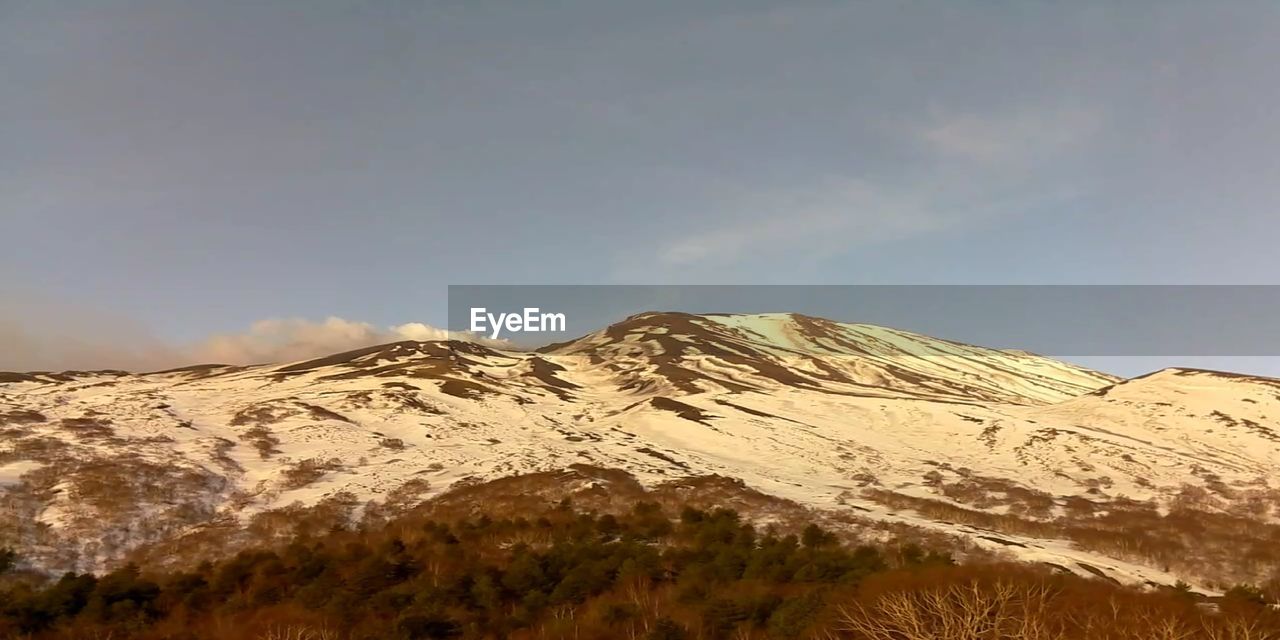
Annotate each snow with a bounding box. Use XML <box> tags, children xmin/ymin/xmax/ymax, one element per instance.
<box><xmin>0</xmin><ymin>460</ymin><xmax>41</xmax><ymax>486</ymax></box>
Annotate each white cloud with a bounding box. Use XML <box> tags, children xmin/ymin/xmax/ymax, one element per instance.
<box><xmin>191</xmin><ymin>317</ymin><xmax>504</xmax><ymax>365</ymax></box>
<box><xmin>194</xmin><ymin>317</ymin><xmax>386</xmax><ymax>365</ymax></box>
<box><xmin>389</xmin><ymin>322</ymin><xmax>453</xmax><ymax>342</ymax></box>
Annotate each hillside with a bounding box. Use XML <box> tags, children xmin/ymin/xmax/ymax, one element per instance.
<box><xmin>2</xmin><ymin>312</ymin><xmax>1278</xmax><ymax>591</ymax></box>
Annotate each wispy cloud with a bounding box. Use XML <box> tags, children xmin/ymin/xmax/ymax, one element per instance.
<box><xmin>915</xmin><ymin>107</ymin><xmax>1101</xmax><ymax>166</ymax></box>
<box><xmin>646</xmin><ymin>104</ymin><xmax>1102</xmax><ymax>270</ymax></box>
<box><xmin>656</xmin><ymin>179</ymin><xmax>945</xmax><ymax>267</ymax></box>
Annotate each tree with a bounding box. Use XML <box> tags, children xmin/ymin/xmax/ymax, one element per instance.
<box><xmin>801</xmin><ymin>524</ymin><xmax>834</xmax><ymax>549</ymax></box>
<box><xmin>397</xmin><ymin>610</ymin><xmax>462</xmax><ymax>639</ymax></box>
<box><xmin>646</xmin><ymin>616</ymin><xmax>688</xmax><ymax>640</ymax></box>
<box><xmin>1224</xmin><ymin>583</ymin><xmax>1267</xmax><ymax>606</ymax></box>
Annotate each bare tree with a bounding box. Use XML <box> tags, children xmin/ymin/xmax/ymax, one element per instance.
<box><xmin>837</xmin><ymin>579</ymin><xmax>1065</xmax><ymax>640</ymax></box>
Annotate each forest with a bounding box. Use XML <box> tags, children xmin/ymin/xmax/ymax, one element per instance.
<box><xmin>0</xmin><ymin>500</ymin><xmax>1277</xmax><ymax>640</ymax></box>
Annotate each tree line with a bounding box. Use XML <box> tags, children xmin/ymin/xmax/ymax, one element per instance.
<box><xmin>0</xmin><ymin>500</ymin><xmax>1276</xmax><ymax>639</ymax></box>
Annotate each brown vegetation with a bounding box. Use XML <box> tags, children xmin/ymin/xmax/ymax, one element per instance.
<box><xmin>862</xmin><ymin>486</ymin><xmax>1280</xmax><ymax>589</ymax></box>
<box><xmin>240</xmin><ymin>425</ymin><xmax>282</xmax><ymax>459</ymax></box>
<box><xmin>1</xmin><ymin>499</ymin><xmax>1277</xmax><ymax>640</ymax></box>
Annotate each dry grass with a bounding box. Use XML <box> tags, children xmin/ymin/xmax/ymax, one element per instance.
<box><xmin>279</xmin><ymin>458</ymin><xmax>344</xmax><ymax>490</ymax></box>
<box><xmin>378</xmin><ymin>437</ymin><xmax>406</xmax><ymax>450</ymax></box>
<box><xmin>1</xmin><ymin>449</ymin><xmax>225</xmax><ymax>574</ymax></box>
<box><xmin>0</xmin><ymin>409</ymin><xmax>45</xmax><ymax>425</ymax></box>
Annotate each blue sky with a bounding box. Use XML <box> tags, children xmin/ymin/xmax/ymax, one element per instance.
<box><xmin>2</xmin><ymin>1</ymin><xmax>1279</xmax><ymax>371</ymax></box>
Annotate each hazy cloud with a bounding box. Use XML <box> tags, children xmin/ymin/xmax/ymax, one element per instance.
<box><xmin>0</xmin><ymin>296</ymin><xmax>180</xmax><ymax>372</ymax></box>
<box><xmin>1</xmin><ymin>297</ymin><xmax>482</xmax><ymax>371</ymax></box>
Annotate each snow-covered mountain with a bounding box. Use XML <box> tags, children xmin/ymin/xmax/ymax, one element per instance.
<box><xmin>2</xmin><ymin>312</ymin><xmax>1278</xmax><ymax>590</ymax></box>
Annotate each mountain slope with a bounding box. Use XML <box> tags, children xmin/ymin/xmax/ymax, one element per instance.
<box><xmin>1</xmin><ymin>312</ymin><xmax>1277</xmax><ymax>591</ymax></box>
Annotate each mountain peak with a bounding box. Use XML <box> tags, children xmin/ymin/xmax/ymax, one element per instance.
<box><xmin>539</xmin><ymin>311</ymin><xmax>1114</xmax><ymax>404</ymax></box>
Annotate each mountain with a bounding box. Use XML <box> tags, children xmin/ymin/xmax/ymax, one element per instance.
<box><xmin>2</xmin><ymin>312</ymin><xmax>1278</xmax><ymax>591</ymax></box>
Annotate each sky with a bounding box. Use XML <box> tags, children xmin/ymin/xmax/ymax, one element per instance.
<box><xmin>2</xmin><ymin>1</ymin><xmax>1279</xmax><ymax>373</ymax></box>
